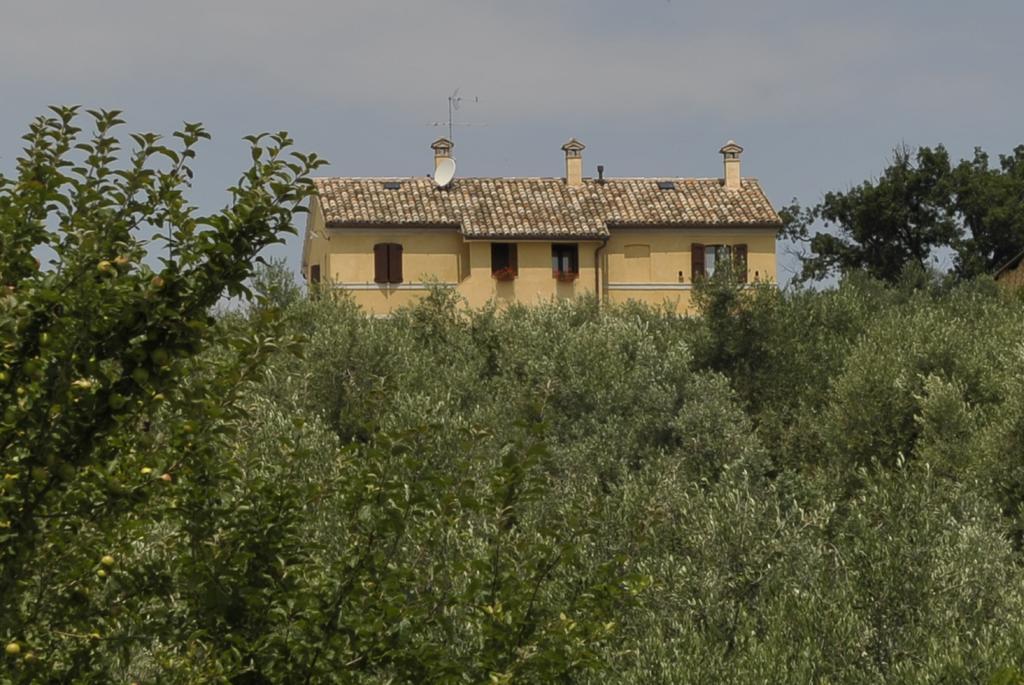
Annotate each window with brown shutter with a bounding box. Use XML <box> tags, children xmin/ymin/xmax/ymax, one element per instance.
<box><xmin>694</xmin><ymin>243</ymin><xmax>748</xmax><ymax>282</ymax></box>
<box><xmin>691</xmin><ymin>243</ymin><xmax>705</xmax><ymax>280</ymax></box>
<box><xmin>374</xmin><ymin>243</ymin><xmax>389</xmax><ymax>284</ymax></box>
<box><xmin>310</xmin><ymin>264</ymin><xmax>321</xmax><ymax>284</ymax></box>
<box><xmin>388</xmin><ymin>243</ymin><xmax>403</xmax><ymax>283</ymax></box>
<box><xmin>373</xmin><ymin>243</ymin><xmax>403</xmax><ymax>284</ymax></box>
<box><xmin>734</xmin><ymin>244</ymin><xmax>748</xmax><ymax>283</ymax></box>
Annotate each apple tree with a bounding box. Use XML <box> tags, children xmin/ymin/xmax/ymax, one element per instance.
<box><xmin>0</xmin><ymin>107</ymin><xmax>322</xmax><ymax>680</ymax></box>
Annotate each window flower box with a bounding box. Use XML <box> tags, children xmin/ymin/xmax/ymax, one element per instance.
<box><xmin>554</xmin><ymin>270</ymin><xmax>579</xmax><ymax>282</ymax></box>
<box><xmin>492</xmin><ymin>266</ymin><xmax>517</xmax><ymax>281</ymax></box>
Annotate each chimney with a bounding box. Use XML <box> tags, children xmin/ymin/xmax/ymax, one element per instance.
<box><xmin>431</xmin><ymin>137</ymin><xmax>454</xmax><ymax>172</ymax></box>
<box><xmin>720</xmin><ymin>140</ymin><xmax>743</xmax><ymax>190</ymax></box>
<box><xmin>561</xmin><ymin>138</ymin><xmax>585</xmax><ymax>187</ymax></box>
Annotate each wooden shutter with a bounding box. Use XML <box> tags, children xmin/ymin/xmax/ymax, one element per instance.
<box><xmin>310</xmin><ymin>264</ymin><xmax>321</xmax><ymax>284</ymax></box>
<box><xmin>691</xmin><ymin>243</ymin><xmax>705</xmax><ymax>280</ymax></box>
<box><xmin>490</xmin><ymin>243</ymin><xmax>502</xmax><ymax>272</ymax></box>
<box><xmin>510</xmin><ymin>244</ymin><xmax>518</xmax><ymax>275</ymax></box>
<box><xmin>388</xmin><ymin>243</ymin><xmax>403</xmax><ymax>283</ymax></box>
<box><xmin>373</xmin><ymin>243</ymin><xmax>389</xmax><ymax>284</ymax></box>
<box><xmin>734</xmin><ymin>244</ymin><xmax>748</xmax><ymax>283</ymax></box>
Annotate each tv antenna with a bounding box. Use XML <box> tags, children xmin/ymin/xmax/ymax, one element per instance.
<box><xmin>427</xmin><ymin>88</ymin><xmax>486</xmax><ymax>142</ymax></box>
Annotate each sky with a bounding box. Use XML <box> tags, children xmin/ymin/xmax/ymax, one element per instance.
<box><xmin>2</xmin><ymin>0</ymin><xmax>1023</xmax><ymax>283</ymax></box>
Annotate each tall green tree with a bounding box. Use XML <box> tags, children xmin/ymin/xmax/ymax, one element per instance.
<box><xmin>0</xmin><ymin>107</ymin><xmax>323</xmax><ymax>680</ymax></box>
<box><xmin>780</xmin><ymin>145</ymin><xmax>956</xmax><ymax>283</ymax></box>
<box><xmin>951</xmin><ymin>145</ymin><xmax>1024</xmax><ymax>277</ymax></box>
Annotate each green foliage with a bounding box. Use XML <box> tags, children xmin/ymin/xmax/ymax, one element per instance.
<box><xmin>952</xmin><ymin>145</ymin><xmax>1024</xmax><ymax>277</ymax></box>
<box><xmin>820</xmin><ymin>289</ymin><xmax>1009</xmax><ymax>471</ymax></box>
<box><xmin>782</xmin><ymin>145</ymin><xmax>956</xmax><ymax>283</ymax></box>
<box><xmin>5</xmin><ymin>110</ymin><xmax>1024</xmax><ymax>682</ymax></box>
<box><xmin>784</xmin><ymin>141</ymin><xmax>1024</xmax><ymax>283</ymax></box>
<box><xmin>249</xmin><ymin>256</ymin><xmax>302</xmax><ymax>310</ymax></box>
<box><xmin>254</xmin><ymin>279</ymin><xmax>1024</xmax><ymax>683</ymax></box>
<box><xmin>0</xmin><ymin>107</ymin><xmax>327</xmax><ymax>681</ymax></box>
<box><xmin>0</xmin><ymin>111</ymin><xmax>633</xmax><ymax>683</ymax></box>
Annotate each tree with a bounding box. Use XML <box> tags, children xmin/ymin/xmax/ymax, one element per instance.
<box><xmin>0</xmin><ymin>107</ymin><xmax>323</xmax><ymax>680</ymax></box>
<box><xmin>951</xmin><ymin>145</ymin><xmax>1024</xmax><ymax>277</ymax></box>
<box><xmin>784</xmin><ymin>142</ymin><xmax>1024</xmax><ymax>285</ymax></box>
<box><xmin>0</xmin><ymin>109</ymin><xmax>631</xmax><ymax>683</ymax></box>
<box><xmin>250</xmin><ymin>256</ymin><xmax>303</xmax><ymax>310</ymax></box>
<box><xmin>781</xmin><ymin>145</ymin><xmax>956</xmax><ymax>283</ymax></box>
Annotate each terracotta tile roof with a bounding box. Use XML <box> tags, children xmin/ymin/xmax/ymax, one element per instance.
<box><xmin>314</xmin><ymin>176</ymin><xmax>781</xmax><ymax>239</ymax></box>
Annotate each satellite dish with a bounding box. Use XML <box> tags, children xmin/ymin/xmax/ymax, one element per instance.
<box><xmin>434</xmin><ymin>158</ymin><xmax>456</xmax><ymax>188</ymax></box>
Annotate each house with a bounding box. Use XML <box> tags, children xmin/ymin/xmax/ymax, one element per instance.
<box><xmin>301</xmin><ymin>137</ymin><xmax>781</xmax><ymax>314</ymax></box>
<box><xmin>994</xmin><ymin>249</ymin><xmax>1024</xmax><ymax>288</ymax></box>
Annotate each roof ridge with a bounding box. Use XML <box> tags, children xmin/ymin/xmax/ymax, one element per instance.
<box><xmin>314</xmin><ymin>175</ymin><xmax>763</xmax><ymax>183</ymax></box>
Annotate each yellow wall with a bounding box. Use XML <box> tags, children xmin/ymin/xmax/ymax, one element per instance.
<box><xmin>311</xmin><ymin>227</ymin><xmax>464</xmax><ymax>314</ymax></box>
<box><xmin>460</xmin><ymin>240</ymin><xmax>599</xmax><ymax>309</ymax></box>
<box><xmin>302</xmin><ymin>208</ymin><xmax>776</xmax><ymax>314</ymax></box>
<box><xmin>325</xmin><ymin>228</ymin><xmax>465</xmax><ymax>283</ymax></box>
<box><xmin>302</xmin><ymin>196</ymin><xmax>329</xmax><ymax>281</ymax></box>
<box><xmin>602</xmin><ymin>227</ymin><xmax>777</xmax><ymax>311</ymax></box>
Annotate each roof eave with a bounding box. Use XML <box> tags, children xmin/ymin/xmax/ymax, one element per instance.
<box><xmin>463</xmin><ymin>232</ymin><xmax>608</xmax><ymax>241</ymax></box>
<box><xmin>606</xmin><ymin>221</ymin><xmax>783</xmax><ymax>229</ymax></box>
<box><xmin>325</xmin><ymin>221</ymin><xmax>462</xmax><ymax>230</ymax></box>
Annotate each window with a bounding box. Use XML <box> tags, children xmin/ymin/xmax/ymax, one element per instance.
<box><xmin>309</xmin><ymin>264</ymin><xmax>321</xmax><ymax>284</ymax></box>
<box><xmin>691</xmin><ymin>243</ymin><xmax>747</xmax><ymax>282</ymax></box>
<box><xmin>491</xmin><ymin>243</ymin><xmax>518</xmax><ymax>281</ymax></box>
<box><xmin>551</xmin><ymin>244</ymin><xmax>579</xmax><ymax>281</ymax></box>
<box><xmin>373</xmin><ymin>243</ymin><xmax>403</xmax><ymax>284</ymax></box>
<box><xmin>734</xmin><ymin>244</ymin><xmax>748</xmax><ymax>281</ymax></box>
<box><xmin>704</xmin><ymin>245</ymin><xmax>731</xmax><ymax>278</ymax></box>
